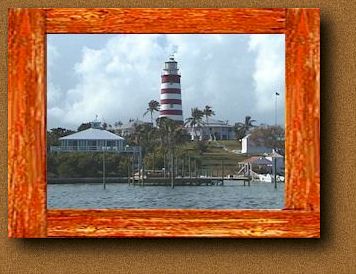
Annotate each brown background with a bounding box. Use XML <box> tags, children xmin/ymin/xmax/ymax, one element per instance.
<box><xmin>1</xmin><ymin>1</ymin><xmax>355</xmax><ymax>273</ymax></box>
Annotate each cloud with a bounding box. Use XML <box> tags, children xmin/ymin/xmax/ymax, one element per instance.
<box><xmin>47</xmin><ymin>34</ymin><xmax>285</xmax><ymax>130</ymax></box>
<box><xmin>248</xmin><ymin>34</ymin><xmax>285</xmax><ymax>123</ymax></box>
<box><xmin>47</xmin><ymin>43</ymin><xmax>67</xmax><ymax>127</ymax></box>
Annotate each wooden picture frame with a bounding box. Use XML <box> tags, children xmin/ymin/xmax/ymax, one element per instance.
<box><xmin>8</xmin><ymin>8</ymin><xmax>320</xmax><ymax>238</ymax></box>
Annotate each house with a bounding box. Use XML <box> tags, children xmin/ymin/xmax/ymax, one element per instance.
<box><xmin>238</xmin><ymin>156</ymin><xmax>273</xmax><ymax>175</ymax></box>
<box><xmin>238</xmin><ymin>153</ymin><xmax>284</xmax><ymax>177</ymax></box>
<box><xmin>51</xmin><ymin>122</ymin><xmax>125</xmax><ymax>152</ymax></box>
<box><xmin>186</xmin><ymin>118</ymin><xmax>236</xmax><ymax>141</ymax></box>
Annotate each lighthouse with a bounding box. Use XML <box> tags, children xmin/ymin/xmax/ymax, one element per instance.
<box><xmin>159</xmin><ymin>55</ymin><xmax>183</xmax><ymax>123</ymax></box>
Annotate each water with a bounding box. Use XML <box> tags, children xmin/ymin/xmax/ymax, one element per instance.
<box><xmin>47</xmin><ymin>181</ymin><xmax>284</xmax><ymax>209</ymax></box>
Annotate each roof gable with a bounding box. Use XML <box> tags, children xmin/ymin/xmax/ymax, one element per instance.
<box><xmin>59</xmin><ymin>128</ymin><xmax>124</xmax><ymax>140</ymax></box>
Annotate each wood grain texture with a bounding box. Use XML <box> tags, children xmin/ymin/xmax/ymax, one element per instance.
<box><xmin>285</xmin><ymin>9</ymin><xmax>320</xmax><ymax>210</ymax></box>
<box><xmin>8</xmin><ymin>9</ymin><xmax>47</xmax><ymax>238</ymax></box>
<box><xmin>47</xmin><ymin>209</ymin><xmax>320</xmax><ymax>238</ymax></box>
<box><xmin>45</xmin><ymin>8</ymin><xmax>286</xmax><ymax>34</ymax></box>
<box><xmin>7</xmin><ymin>8</ymin><xmax>320</xmax><ymax>238</ymax></box>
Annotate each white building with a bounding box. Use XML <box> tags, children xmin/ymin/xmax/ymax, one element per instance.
<box><xmin>186</xmin><ymin>118</ymin><xmax>235</xmax><ymax>141</ymax></box>
<box><xmin>51</xmin><ymin>122</ymin><xmax>125</xmax><ymax>152</ymax></box>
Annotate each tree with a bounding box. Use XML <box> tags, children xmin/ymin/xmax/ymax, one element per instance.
<box><xmin>203</xmin><ymin>105</ymin><xmax>215</xmax><ymax>124</ymax></box>
<box><xmin>127</xmin><ymin>122</ymin><xmax>157</xmax><ymax>178</ymax></box>
<box><xmin>144</xmin><ymin>100</ymin><xmax>160</xmax><ymax>124</ymax></box>
<box><xmin>249</xmin><ymin>125</ymin><xmax>285</xmax><ymax>152</ymax></box>
<box><xmin>48</xmin><ymin>153</ymin><xmax>128</xmax><ymax>178</ymax></box>
<box><xmin>131</xmin><ymin>123</ymin><xmax>155</xmax><ymax>152</ymax></box>
<box><xmin>156</xmin><ymin>117</ymin><xmax>190</xmax><ymax>179</ymax></box>
<box><xmin>47</xmin><ymin>127</ymin><xmax>75</xmax><ymax>150</ymax></box>
<box><xmin>185</xmin><ymin>107</ymin><xmax>204</xmax><ymax>141</ymax></box>
<box><xmin>234</xmin><ymin>115</ymin><xmax>256</xmax><ymax>140</ymax></box>
<box><xmin>77</xmin><ymin>122</ymin><xmax>91</xmax><ymax>131</ymax></box>
<box><xmin>157</xmin><ymin>117</ymin><xmax>179</xmax><ymax>148</ymax></box>
<box><xmin>114</xmin><ymin>121</ymin><xmax>123</xmax><ymax>127</ymax></box>
<box><xmin>203</xmin><ymin>105</ymin><xmax>215</xmax><ymax>140</ymax></box>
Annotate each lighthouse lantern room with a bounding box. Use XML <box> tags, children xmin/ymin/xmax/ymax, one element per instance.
<box><xmin>159</xmin><ymin>56</ymin><xmax>183</xmax><ymax>123</ymax></box>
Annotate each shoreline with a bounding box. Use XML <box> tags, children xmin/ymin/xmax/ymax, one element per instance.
<box><xmin>48</xmin><ymin>177</ymin><xmax>284</xmax><ymax>185</ymax></box>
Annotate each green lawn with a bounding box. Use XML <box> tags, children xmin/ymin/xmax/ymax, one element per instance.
<box><xmin>216</xmin><ymin>140</ymin><xmax>242</xmax><ymax>151</ymax></box>
<box><xmin>175</xmin><ymin>140</ymin><xmax>248</xmax><ymax>176</ymax></box>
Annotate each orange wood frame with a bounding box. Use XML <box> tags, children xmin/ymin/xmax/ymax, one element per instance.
<box><xmin>8</xmin><ymin>8</ymin><xmax>320</xmax><ymax>238</ymax></box>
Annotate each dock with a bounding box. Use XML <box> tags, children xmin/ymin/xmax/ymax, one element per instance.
<box><xmin>48</xmin><ymin>176</ymin><xmax>252</xmax><ymax>186</ymax></box>
<box><xmin>130</xmin><ymin>177</ymin><xmax>224</xmax><ymax>186</ymax></box>
<box><xmin>129</xmin><ymin>176</ymin><xmax>251</xmax><ymax>187</ymax></box>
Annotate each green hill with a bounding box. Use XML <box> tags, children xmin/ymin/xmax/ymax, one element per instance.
<box><xmin>175</xmin><ymin>140</ymin><xmax>249</xmax><ymax>177</ymax></box>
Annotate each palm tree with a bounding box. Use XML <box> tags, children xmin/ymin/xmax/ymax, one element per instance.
<box><xmin>203</xmin><ymin>105</ymin><xmax>215</xmax><ymax>124</ymax></box>
<box><xmin>185</xmin><ymin>108</ymin><xmax>204</xmax><ymax>141</ymax></box>
<box><xmin>234</xmin><ymin>115</ymin><xmax>256</xmax><ymax>140</ymax></box>
<box><xmin>129</xmin><ymin>123</ymin><xmax>157</xmax><ymax>181</ymax></box>
<box><xmin>144</xmin><ymin>100</ymin><xmax>160</xmax><ymax>124</ymax></box>
<box><xmin>203</xmin><ymin>105</ymin><xmax>215</xmax><ymax>140</ymax></box>
<box><xmin>156</xmin><ymin>117</ymin><xmax>180</xmax><ymax>149</ymax></box>
<box><xmin>156</xmin><ymin>117</ymin><xmax>189</xmax><ymax>185</ymax></box>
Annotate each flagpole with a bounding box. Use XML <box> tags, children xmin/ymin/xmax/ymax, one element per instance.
<box><xmin>274</xmin><ymin>92</ymin><xmax>279</xmax><ymax>189</ymax></box>
<box><xmin>275</xmin><ymin>92</ymin><xmax>278</xmax><ymax>126</ymax></box>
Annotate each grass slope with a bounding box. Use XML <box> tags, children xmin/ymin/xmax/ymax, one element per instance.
<box><xmin>178</xmin><ymin>140</ymin><xmax>249</xmax><ymax>176</ymax></box>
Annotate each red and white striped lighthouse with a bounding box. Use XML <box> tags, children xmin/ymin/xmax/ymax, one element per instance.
<box><xmin>159</xmin><ymin>56</ymin><xmax>183</xmax><ymax>123</ymax></box>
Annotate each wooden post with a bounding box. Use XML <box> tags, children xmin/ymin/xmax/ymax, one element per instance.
<box><xmin>127</xmin><ymin>158</ymin><xmax>130</xmax><ymax>184</ymax></box>
<box><xmin>140</xmin><ymin>148</ymin><xmax>143</xmax><ymax>186</ymax></box>
<box><xmin>189</xmin><ymin>156</ymin><xmax>191</xmax><ymax>179</ymax></box>
<box><xmin>137</xmin><ymin>148</ymin><xmax>141</xmax><ymax>186</ymax></box>
<box><xmin>182</xmin><ymin>158</ymin><xmax>185</xmax><ymax>178</ymax></box>
<box><xmin>274</xmin><ymin>157</ymin><xmax>277</xmax><ymax>189</ymax></box>
<box><xmin>221</xmin><ymin>160</ymin><xmax>224</xmax><ymax>185</ymax></box>
<box><xmin>102</xmin><ymin>148</ymin><xmax>106</xmax><ymax>190</ymax></box>
<box><xmin>152</xmin><ymin>151</ymin><xmax>155</xmax><ymax>174</ymax></box>
<box><xmin>194</xmin><ymin>159</ymin><xmax>197</xmax><ymax>178</ymax></box>
<box><xmin>163</xmin><ymin>153</ymin><xmax>166</xmax><ymax>178</ymax></box>
<box><xmin>141</xmin><ymin>147</ymin><xmax>144</xmax><ymax>186</ymax></box>
<box><xmin>248</xmin><ymin>162</ymin><xmax>251</xmax><ymax>186</ymax></box>
<box><xmin>175</xmin><ymin>155</ymin><xmax>178</xmax><ymax>178</ymax></box>
<box><xmin>171</xmin><ymin>150</ymin><xmax>174</xmax><ymax>189</ymax></box>
<box><xmin>141</xmin><ymin>159</ymin><xmax>145</xmax><ymax>186</ymax></box>
<box><xmin>131</xmin><ymin>155</ymin><xmax>134</xmax><ymax>184</ymax></box>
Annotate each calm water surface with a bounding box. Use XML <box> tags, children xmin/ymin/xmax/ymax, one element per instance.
<box><xmin>47</xmin><ymin>181</ymin><xmax>284</xmax><ymax>209</ymax></box>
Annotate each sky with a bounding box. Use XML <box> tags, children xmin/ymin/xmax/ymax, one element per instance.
<box><xmin>47</xmin><ymin>34</ymin><xmax>285</xmax><ymax>130</ymax></box>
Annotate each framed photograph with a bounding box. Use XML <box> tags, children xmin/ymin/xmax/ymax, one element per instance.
<box><xmin>8</xmin><ymin>8</ymin><xmax>320</xmax><ymax>238</ymax></box>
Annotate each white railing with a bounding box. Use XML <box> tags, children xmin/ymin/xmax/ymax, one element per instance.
<box><xmin>50</xmin><ymin>146</ymin><xmax>140</xmax><ymax>153</ymax></box>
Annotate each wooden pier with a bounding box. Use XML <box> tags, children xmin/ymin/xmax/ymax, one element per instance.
<box><xmin>48</xmin><ymin>176</ymin><xmax>251</xmax><ymax>186</ymax></box>
<box><xmin>129</xmin><ymin>176</ymin><xmax>251</xmax><ymax>187</ymax></box>
<box><xmin>130</xmin><ymin>177</ymin><xmax>223</xmax><ymax>186</ymax></box>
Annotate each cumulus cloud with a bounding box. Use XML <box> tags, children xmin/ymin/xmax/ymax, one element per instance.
<box><xmin>248</xmin><ymin>34</ymin><xmax>285</xmax><ymax>123</ymax></box>
<box><xmin>47</xmin><ymin>34</ymin><xmax>285</xmax><ymax>130</ymax></box>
